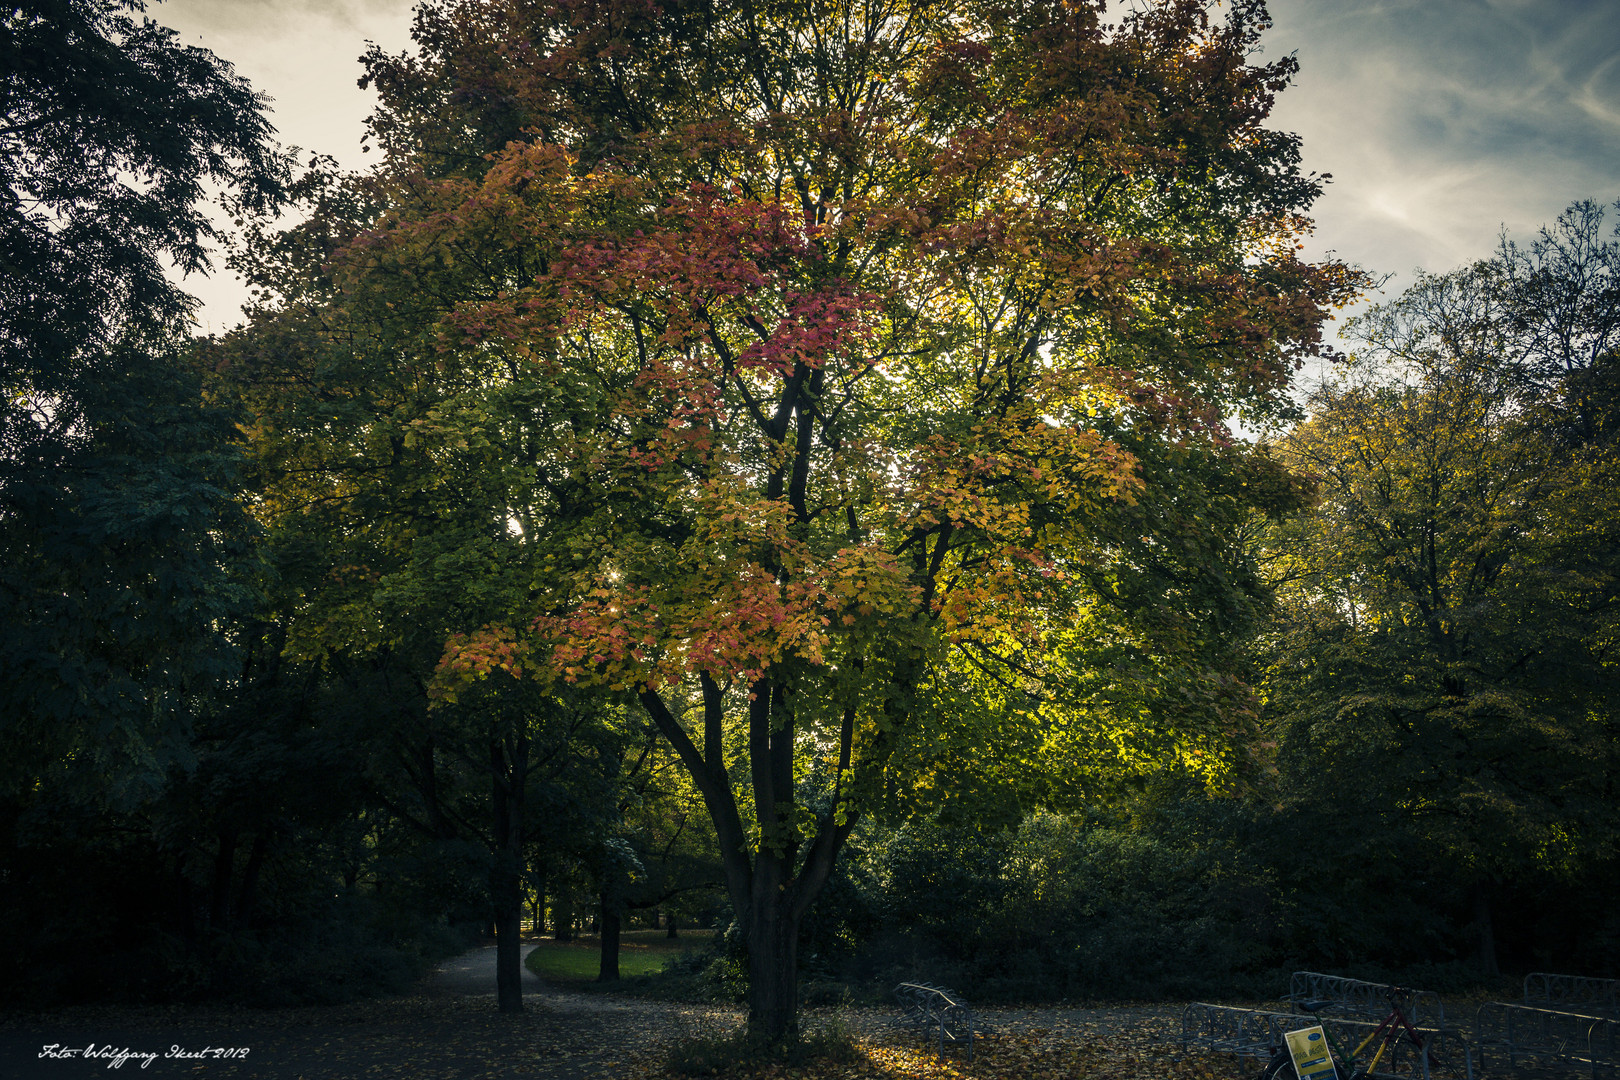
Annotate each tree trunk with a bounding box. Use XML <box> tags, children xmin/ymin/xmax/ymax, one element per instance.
<box><xmin>490</xmin><ymin>734</ymin><xmax>528</xmax><ymax>1013</ymax></box>
<box><xmin>493</xmin><ymin>899</ymin><xmax>523</xmax><ymax>1010</ymax></box>
<box><xmin>235</xmin><ymin>831</ymin><xmax>268</xmax><ymax>930</ymax></box>
<box><xmin>174</xmin><ymin>853</ymin><xmax>196</xmax><ymax>943</ymax></box>
<box><xmin>1474</xmin><ymin>884</ymin><xmax>1500</xmax><ymax>977</ymax></box>
<box><xmin>597</xmin><ymin>892</ymin><xmax>621</xmax><ymax>982</ymax></box>
<box><xmin>552</xmin><ymin>891</ymin><xmax>572</xmax><ymax>940</ymax></box>
<box><xmin>531</xmin><ymin>856</ymin><xmax>547</xmax><ymax>936</ymax></box>
<box><xmin>745</xmin><ymin>887</ymin><xmax>800</xmax><ymax>1047</ymax></box>
<box><xmin>638</xmin><ymin>683</ymin><xmax>857</xmax><ymax>1050</ymax></box>
<box><xmin>666</xmin><ymin>913</ymin><xmax>678</xmax><ymax>939</ymax></box>
<box><xmin>209</xmin><ymin>829</ymin><xmax>238</xmax><ymax>930</ymax></box>
<box><xmin>422</xmin><ymin>735</ymin><xmax>455</xmax><ymax>840</ymax></box>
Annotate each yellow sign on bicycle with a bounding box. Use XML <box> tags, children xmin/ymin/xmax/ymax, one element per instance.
<box><xmin>1285</xmin><ymin>1025</ymin><xmax>1338</xmax><ymax>1080</ymax></box>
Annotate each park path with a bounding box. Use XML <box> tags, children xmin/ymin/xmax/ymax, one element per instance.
<box><xmin>428</xmin><ymin>940</ymin><xmax>1181</xmax><ymax>1039</ymax></box>
<box><xmin>427</xmin><ymin>938</ymin><xmax>745</xmax><ymax>1027</ymax></box>
<box><xmin>424</xmin><ymin>940</ymin><xmax>547</xmax><ymax>996</ymax></box>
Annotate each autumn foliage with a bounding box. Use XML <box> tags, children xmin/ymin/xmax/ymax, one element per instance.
<box><xmin>239</xmin><ymin>0</ymin><xmax>1359</xmax><ymax>1042</ymax></box>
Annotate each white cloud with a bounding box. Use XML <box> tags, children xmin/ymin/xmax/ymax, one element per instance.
<box><xmin>1265</xmin><ymin>0</ymin><xmax>1620</xmax><ymax>304</ymax></box>
<box><xmin>1574</xmin><ymin>52</ymin><xmax>1620</xmax><ymax>129</ymax></box>
<box><xmin>151</xmin><ymin>0</ymin><xmax>416</xmax><ymax>331</ymax></box>
<box><xmin>158</xmin><ymin>0</ymin><xmax>415</xmax><ymax>167</ymax></box>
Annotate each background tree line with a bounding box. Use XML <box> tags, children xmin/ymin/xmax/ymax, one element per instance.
<box><xmin>1</xmin><ymin>0</ymin><xmax>1614</xmax><ymax>1027</ymax></box>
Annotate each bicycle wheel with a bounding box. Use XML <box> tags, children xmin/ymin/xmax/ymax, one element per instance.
<box><xmin>1263</xmin><ymin>1046</ymin><xmax>1356</xmax><ymax>1080</ymax></box>
<box><xmin>1362</xmin><ymin>1033</ymin><xmax>1448</xmax><ymax>1080</ymax></box>
<box><xmin>1260</xmin><ymin>1050</ymin><xmax>1295</xmax><ymax>1080</ymax></box>
<box><xmin>1417</xmin><ymin>1037</ymin><xmax>1458</xmax><ymax>1080</ymax></box>
<box><xmin>1373</xmin><ymin>1020</ymin><xmax>1454</xmax><ymax>1080</ymax></box>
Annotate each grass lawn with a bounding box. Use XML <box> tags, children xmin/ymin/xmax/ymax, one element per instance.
<box><xmin>525</xmin><ymin>928</ymin><xmax>698</xmax><ymax>984</ymax></box>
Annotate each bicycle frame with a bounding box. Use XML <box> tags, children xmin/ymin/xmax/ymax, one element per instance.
<box><xmin>1291</xmin><ymin>989</ymin><xmax>1435</xmax><ymax>1080</ymax></box>
<box><xmin>1352</xmin><ymin>998</ymin><xmax>1433</xmax><ymax>1077</ymax></box>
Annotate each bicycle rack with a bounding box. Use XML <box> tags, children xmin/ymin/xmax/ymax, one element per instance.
<box><xmin>1180</xmin><ymin>1003</ymin><xmax>1474</xmax><ymax>1080</ymax></box>
<box><xmin>1180</xmin><ymin>1003</ymin><xmax>1303</xmax><ymax>1060</ymax></box>
<box><xmin>1524</xmin><ymin>974</ymin><xmax>1620</xmax><ymax>1019</ymax></box>
<box><xmin>1474</xmin><ymin>1002</ymin><xmax>1618</xmax><ymax>1078</ymax></box>
<box><xmin>1288</xmin><ymin>972</ymin><xmax>1446</xmax><ymax>1028</ymax></box>
<box><xmin>891</xmin><ymin>982</ymin><xmax>978</xmax><ymax>1061</ymax></box>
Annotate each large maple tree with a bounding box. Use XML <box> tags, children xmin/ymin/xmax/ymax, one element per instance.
<box><xmin>250</xmin><ymin>0</ymin><xmax>1356</xmax><ymax>1040</ymax></box>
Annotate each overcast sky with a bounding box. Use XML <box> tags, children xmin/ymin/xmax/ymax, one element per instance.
<box><xmin>156</xmin><ymin>0</ymin><xmax>1620</xmax><ymax>336</ymax></box>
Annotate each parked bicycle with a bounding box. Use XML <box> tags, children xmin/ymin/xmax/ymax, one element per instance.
<box><xmin>1260</xmin><ymin>988</ymin><xmax>1455</xmax><ymax>1080</ymax></box>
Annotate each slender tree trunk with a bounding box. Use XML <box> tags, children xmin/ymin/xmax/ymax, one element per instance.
<box><xmin>174</xmin><ymin>853</ymin><xmax>196</xmax><ymax>944</ymax></box>
<box><xmin>422</xmin><ymin>735</ymin><xmax>454</xmax><ymax>840</ymax></box>
<box><xmin>235</xmin><ymin>832</ymin><xmax>268</xmax><ymax>930</ymax></box>
<box><xmin>553</xmin><ymin>890</ymin><xmax>572</xmax><ymax>940</ymax></box>
<box><xmin>493</xmin><ymin>901</ymin><xmax>523</xmax><ymax>1009</ymax></box>
<box><xmin>491</xmin><ymin>733</ymin><xmax>528</xmax><ymax>1013</ymax></box>
<box><xmin>597</xmin><ymin>889</ymin><xmax>622</xmax><ymax>982</ymax></box>
<box><xmin>1474</xmin><ymin>884</ymin><xmax>1500</xmax><ymax>977</ymax></box>
<box><xmin>666</xmin><ymin>913</ymin><xmax>678</xmax><ymax>939</ymax></box>
<box><xmin>209</xmin><ymin>829</ymin><xmax>237</xmax><ymax>930</ymax></box>
<box><xmin>531</xmin><ymin>860</ymin><xmax>546</xmax><ymax>936</ymax></box>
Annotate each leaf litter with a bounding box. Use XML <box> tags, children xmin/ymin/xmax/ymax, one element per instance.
<box><xmin>1</xmin><ymin>989</ymin><xmax>1252</xmax><ymax>1080</ymax></box>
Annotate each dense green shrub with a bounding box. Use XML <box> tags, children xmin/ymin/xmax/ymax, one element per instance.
<box><xmin>791</xmin><ymin>780</ymin><xmax>1620</xmax><ymax>1002</ymax></box>
<box><xmin>840</xmin><ymin>806</ymin><xmax>1284</xmax><ymax>1000</ymax></box>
